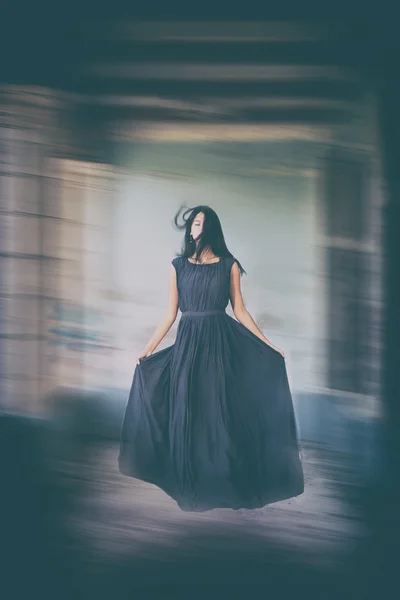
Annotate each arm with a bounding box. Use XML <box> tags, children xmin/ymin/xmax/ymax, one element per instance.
<box><xmin>229</xmin><ymin>261</ymin><xmax>285</xmax><ymax>358</ymax></box>
<box><xmin>137</xmin><ymin>264</ymin><xmax>179</xmax><ymax>364</ymax></box>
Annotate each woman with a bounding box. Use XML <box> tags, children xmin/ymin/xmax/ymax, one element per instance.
<box><xmin>119</xmin><ymin>206</ymin><xmax>304</xmax><ymax>511</ymax></box>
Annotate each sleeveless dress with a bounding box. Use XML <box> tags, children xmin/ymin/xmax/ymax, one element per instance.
<box><xmin>118</xmin><ymin>256</ymin><xmax>304</xmax><ymax>511</ymax></box>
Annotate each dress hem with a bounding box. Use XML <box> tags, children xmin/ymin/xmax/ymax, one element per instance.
<box><xmin>118</xmin><ymin>463</ymin><xmax>304</xmax><ymax>512</ymax></box>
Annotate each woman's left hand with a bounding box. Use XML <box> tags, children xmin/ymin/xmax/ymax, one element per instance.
<box><xmin>274</xmin><ymin>346</ymin><xmax>285</xmax><ymax>358</ymax></box>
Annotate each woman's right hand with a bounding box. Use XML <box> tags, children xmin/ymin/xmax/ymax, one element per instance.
<box><xmin>136</xmin><ymin>350</ymin><xmax>149</xmax><ymax>365</ymax></box>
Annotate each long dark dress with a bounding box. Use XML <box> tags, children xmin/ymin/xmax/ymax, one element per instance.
<box><xmin>119</xmin><ymin>256</ymin><xmax>304</xmax><ymax>511</ymax></box>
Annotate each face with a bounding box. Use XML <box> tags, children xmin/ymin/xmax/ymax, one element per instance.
<box><xmin>191</xmin><ymin>212</ymin><xmax>205</xmax><ymax>241</ymax></box>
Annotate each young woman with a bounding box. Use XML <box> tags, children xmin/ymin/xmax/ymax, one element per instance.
<box><xmin>119</xmin><ymin>206</ymin><xmax>304</xmax><ymax>511</ymax></box>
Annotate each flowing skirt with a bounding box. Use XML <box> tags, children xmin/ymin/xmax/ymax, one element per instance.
<box><xmin>119</xmin><ymin>313</ymin><xmax>304</xmax><ymax>511</ymax></box>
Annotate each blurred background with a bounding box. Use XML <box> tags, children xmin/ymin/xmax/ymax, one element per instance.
<box><xmin>1</xmin><ymin>4</ymin><xmax>400</xmax><ymax>600</ymax></box>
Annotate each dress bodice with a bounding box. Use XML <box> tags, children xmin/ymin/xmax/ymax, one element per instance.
<box><xmin>172</xmin><ymin>256</ymin><xmax>235</xmax><ymax>313</ymax></box>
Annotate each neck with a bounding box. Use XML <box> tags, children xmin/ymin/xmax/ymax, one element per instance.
<box><xmin>194</xmin><ymin>247</ymin><xmax>213</xmax><ymax>258</ymax></box>
<box><xmin>191</xmin><ymin>247</ymin><xmax>217</xmax><ymax>263</ymax></box>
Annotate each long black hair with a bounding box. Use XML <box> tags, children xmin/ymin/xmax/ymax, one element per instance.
<box><xmin>173</xmin><ymin>205</ymin><xmax>246</xmax><ymax>275</ymax></box>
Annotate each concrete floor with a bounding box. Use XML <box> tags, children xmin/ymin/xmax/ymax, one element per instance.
<box><xmin>55</xmin><ymin>441</ymin><xmax>368</xmax><ymax>598</ymax></box>
<box><xmin>0</xmin><ymin>416</ymin><xmax>384</xmax><ymax>600</ymax></box>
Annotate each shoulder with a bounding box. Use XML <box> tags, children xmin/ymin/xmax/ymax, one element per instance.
<box><xmin>223</xmin><ymin>256</ymin><xmax>238</xmax><ymax>272</ymax></box>
<box><xmin>171</xmin><ymin>256</ymin><xmax>185</xmax><ymax>271</ymax></box>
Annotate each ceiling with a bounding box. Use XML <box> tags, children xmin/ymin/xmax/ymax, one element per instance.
<box><xmin>1</xmin><ymin>9</ymin><xmax>397</xmax><ymax>133</ymax></box>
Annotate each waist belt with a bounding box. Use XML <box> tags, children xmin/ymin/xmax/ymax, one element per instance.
<box><xmin>181</xmin><ymin>310</ymin><xmax>226</xmax><ymax>317</ymax></box>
